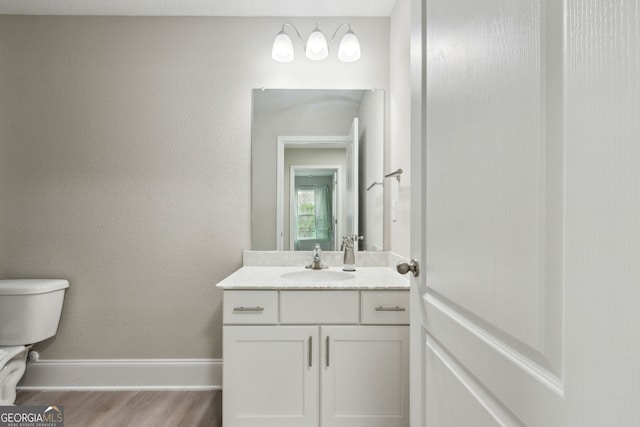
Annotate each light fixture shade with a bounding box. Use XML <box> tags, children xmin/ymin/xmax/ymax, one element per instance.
<box><xmin>338</xmin><ymin>30</ymin><xmax>361</xmax><ymax>62</ymax></box>
<box><xmin>272</xmin><ymin>31</ymin><xmax>294</xmax><ymax>62</ymax></box>
<box><xmin>305</xmin><ymin>28</ymin><xmax>328</xmax><ymax>61</ymax></box>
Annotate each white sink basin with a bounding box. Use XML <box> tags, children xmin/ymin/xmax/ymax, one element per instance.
<box><xmin>280</xmin><ymin>270</ymin><xmax>356</xmax><ymax>283</ymax></box>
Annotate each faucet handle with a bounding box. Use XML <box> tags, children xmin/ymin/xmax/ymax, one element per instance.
<box><xmin>342</xmin><ymin>235</ymin><xmax>361</xmax><ymax>272</ymax></box>
<box><xmin>342</xmin><ymin>235</ymin><xmax>363</xmax><ymax>248</ymax></box>
<box><xmin>306</xmin><ymin>243</ymin><xmax>327</xmax><ymax>269</ymax></box>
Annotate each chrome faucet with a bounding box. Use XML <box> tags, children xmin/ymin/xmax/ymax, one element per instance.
<box><xmin>306</xmin><ymin>243</ymin><xmax>328</xmax><ymax>270</ymax></box>
<box><xmin>341</xmin><ymin>235</ymin><xmax>363</xmax><ymax>271</ymax></box>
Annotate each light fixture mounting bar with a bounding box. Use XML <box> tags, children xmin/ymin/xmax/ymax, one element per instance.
<box><xmin>327</xmin><ymin>23</ymin><xmax>352</xmax><ymax>44</ymax></box>
<box><xmin>280</xmin><ymin>23</ymin><xmax>306</xmax><ymax>43</ymax></box>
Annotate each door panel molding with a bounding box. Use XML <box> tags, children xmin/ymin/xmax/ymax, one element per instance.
<box><xmin>424</xmin><ymin>0</ymin><xmax>565</xmax><ymax>377</ymax></box>
<box><xmin>427</xmin><ymin>289</ymin><xmax>562</xmax><ymax>381</ymax></box>
<box><xmin>425</xmin><ymin>292</ymin><xmax>563</xmax><ymax>425</ymax></box>
<box><xmin>426</xmin><ymin>292</ymin><xmax>563</xmax><ymax>395</ymax></box>
<box><xmin>426</xmin><ymin>335</ymin><xmax>525</xmax><ymax>427</ymax></box>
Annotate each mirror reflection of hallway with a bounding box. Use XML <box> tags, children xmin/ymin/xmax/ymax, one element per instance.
<box><xmin>252</xmin><ymin>89</ymin><xmax>383</xmax><ymax>252</ymax></box>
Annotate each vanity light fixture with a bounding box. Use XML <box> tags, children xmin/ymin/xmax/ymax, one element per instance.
<box><xmin>272</xmin><ymin>29</ymin><xmax>295</xmax><ymax>62</ymax></box>
<box><xmin>271</xmin><ymin>23</ymin><xmax>361</xmax><ymax>63</ymax></box>
<box><xmin>306</xmin><ymin>24</ymin><xmax>329</xmax><ymax>61</ymax></box>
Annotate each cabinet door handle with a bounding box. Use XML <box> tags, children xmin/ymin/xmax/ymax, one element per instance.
<box><xmin>308</xmin><ymin>336</ymin><xmax>313</xmax><ymax>368</ymax></box>
<box><xmin>232</xmin><ymin>306</ymin><xmax>264</xmax><ymax>312</ymax></box>
<box><xmin>375</xmin><ymin>306</ymin><xmax>406</xmax><ymax>312</ymax></box>
<box><xmin>326</xmin><ymin>336</ymin><xmax>330</xmax><ymax>367</ymax></box>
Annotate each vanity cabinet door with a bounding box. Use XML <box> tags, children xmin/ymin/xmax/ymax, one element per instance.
<box><xmin>320</xmin><ymin>326</ymin><xmax>409</xmax><ymax>427</ymax></box>
<box><xmin>223</xmin><ymin>326</ymin><xmax>319</xmax><ymax>427</ymax></box>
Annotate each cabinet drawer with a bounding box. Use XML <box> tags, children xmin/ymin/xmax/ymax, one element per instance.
<box><xmin>223</xmin><ymin>290</ymin><xmax>278</xmax><ymax>324</ymax></box>
<box><xmin>280</xmin><ymin>290</ymin><xmax>359</xmax><ymax>324</ymax></box>
<box><xmin>361</xmin><ymin>291</ymin><xmax>410</xmax><ymax>325</ymax></box>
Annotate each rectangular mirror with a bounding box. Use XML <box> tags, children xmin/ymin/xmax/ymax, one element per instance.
<box><xmin>252</xmin><ymin>89</ymin><xmax>384</xmax><ymax>251</ymax></box>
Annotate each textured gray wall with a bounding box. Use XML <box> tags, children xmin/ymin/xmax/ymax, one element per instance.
<box><xmin>0</xmin><ymin>16</ymin><xmax>390</xmax><ymax>359</ymax></box>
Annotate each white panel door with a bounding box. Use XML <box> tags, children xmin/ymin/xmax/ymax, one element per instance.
<box><xmin>223</xmin><ymin>326</ymin><xmax>319</xmax><ymax>427</ymax></box>
<box><xmin>408</xmin><ymin>0</ymin><xmax>640</xmax><ymax>425</ymax></box>
<box><xmin>320</xmin><ymin>326</ymin><xmax>409</xmax><ymax>427</ymax></box>
<box><xmin>410</xmin><ymin>0</ymin><xmax>565</xmax><ymax>424</ymax></box>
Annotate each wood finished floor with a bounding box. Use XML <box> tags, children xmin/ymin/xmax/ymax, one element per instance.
<box><xmin>15</xmin><ymin>390</ymin><xmax>221</xmax><ymax>427</ymax></box>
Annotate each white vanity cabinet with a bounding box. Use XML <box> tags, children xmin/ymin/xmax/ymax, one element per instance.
<box><xmin>222</xmin><ymin>289</ymin><xmax>409</xmax><ymax>427</ymax></box>
<box><xmin>320</xmin><ymin>325</ymin><xmax>409</xmax><ymax>427</ymax></box>
<box><xmin>223</xmin><ymin>325</ymin><xmax>319</xmax><ymax>427</ymax></box>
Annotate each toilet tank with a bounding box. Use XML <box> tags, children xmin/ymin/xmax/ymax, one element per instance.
<box><xmin>0</xmin><ymin>279</ymin><xmax>69</xmax><ymax>346</ymax></box>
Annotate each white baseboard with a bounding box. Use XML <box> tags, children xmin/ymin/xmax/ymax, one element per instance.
<box><xmin>17</xmin><ymin>359</ymin><xmax>222</xmax><ymax>391</ymax></box>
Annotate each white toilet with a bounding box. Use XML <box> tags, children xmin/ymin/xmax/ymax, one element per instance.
<box><xmin>0</xmin><ymin>279</ymin><xmax>69</xmax><ymax>405</ymax></box>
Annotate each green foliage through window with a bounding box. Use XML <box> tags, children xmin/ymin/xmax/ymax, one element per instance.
<box><xmin>297</xmin><ymin>188</ymin><xmax>316</xmax><ymax>239</ymax></box>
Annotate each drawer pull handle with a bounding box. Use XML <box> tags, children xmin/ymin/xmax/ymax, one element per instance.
<box><xmin>233</xmin><ymin>306</ymin><xmax>264</xmax><ymax>312</ymax></box>
<box><xmin>308</xmin><ymin>336</ymin><xmax>313</xmax><ymax>368</ymax></box>
<box><xmin>375</xmin><ymin>306</ymin><xmax>406</xmax><ymax>312</ymax></box>
<box><xmin>326</xmin><ymin>336</ymin><xmax>330</xmax><ymax>367</ymax></box>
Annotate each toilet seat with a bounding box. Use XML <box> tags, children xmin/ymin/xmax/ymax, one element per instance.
<box><xmin>0</xmin><ymin>345</ymin><xmax>29</xmax><ymax>406</ymax></box>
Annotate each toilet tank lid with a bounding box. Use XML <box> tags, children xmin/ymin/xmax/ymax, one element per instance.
<box><xmin>0</xmin><ymin>279</ymin><xmax>69</xmax><ymax>295</ymax></box>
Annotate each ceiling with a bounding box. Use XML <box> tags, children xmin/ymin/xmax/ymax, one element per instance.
<box><xmin>0</xmin><ymin>0</ymin><xmax>396</xmax><ymax>17</ymax></box>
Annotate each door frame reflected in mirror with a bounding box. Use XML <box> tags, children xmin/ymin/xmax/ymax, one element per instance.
<box><xmin>277</xmin><ymin>136</ymin><xmax>350</xmax><ymax>251</ymax></box>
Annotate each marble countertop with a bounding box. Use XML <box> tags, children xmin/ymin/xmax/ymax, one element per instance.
<box><xmin>216</xmin><ymin>266</ymin><xmax>410</xmax><ymax>290</ymax></box>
